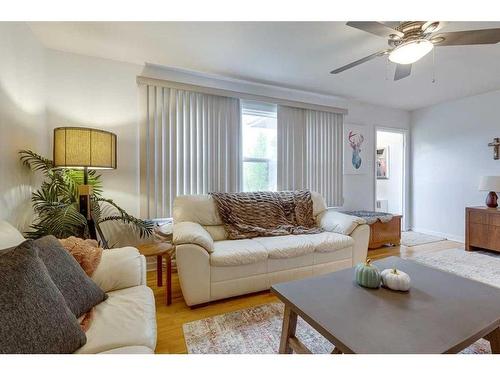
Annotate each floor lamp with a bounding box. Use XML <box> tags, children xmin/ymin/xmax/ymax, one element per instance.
<box><xmin>53</xmin><ymin>127</ymin><xmax>117</xmax><ymax>247</ymax></box>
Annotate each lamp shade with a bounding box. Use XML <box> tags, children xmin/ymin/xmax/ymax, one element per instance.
<box><xmin>53</xmin><ymin>127</ymin><xmax>117</xmax><ymax>169</ymax></box>
<box><xmin>478</xmin><ymin>176</ymin><xmax>500</xmax><ymax>192</ymax></box>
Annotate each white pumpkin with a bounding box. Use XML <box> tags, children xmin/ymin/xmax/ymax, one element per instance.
<box><xmin>381</xmin><ymin>268</ymin><xmax>411</xmax><ymax>291</ymax></box>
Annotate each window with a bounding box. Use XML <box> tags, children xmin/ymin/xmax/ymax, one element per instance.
<box><xmin>241</xmin><ymin>101</ymin><xmax>277</xmax><ymax>192</ymax></box>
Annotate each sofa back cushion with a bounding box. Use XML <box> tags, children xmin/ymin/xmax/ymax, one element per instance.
<box><xmin>0</xmin><ymin>220</ymin><xmax>25</xmax><ymax>250</ymax></box>
<box><xmin>0</xmin><ymin>240</ymin><xmax>87</xmax><ymax>353</ymax></box>
<box><xmin>173</xmin><ymin>192</ymin><xmax>327</xmax><ymax>241</ymax></box>
<box><xmin>173</xmin><ymin>194</ymin><xmax>226</xmax><ymax>240</ymax></box>
<box><xmin>311</xmin><ymin>191</ymin><xmax>327</xmax><ymax>216</ymax></box>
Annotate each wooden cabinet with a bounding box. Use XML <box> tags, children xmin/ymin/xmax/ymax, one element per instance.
<box><xmin>368</xmin><ymin>215</ymin><xmax>402</xmax><ymax>249</ymax></box>
<box><xmin>465</xmin><ymin>207</ymin><xmax>500</xmax><ymax>252</ymax></box>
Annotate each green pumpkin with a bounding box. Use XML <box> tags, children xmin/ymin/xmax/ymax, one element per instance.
<box><xmin>355</xmin><ymin>259</ymin><xmax>381</xmax><ymax>288</ymax></box>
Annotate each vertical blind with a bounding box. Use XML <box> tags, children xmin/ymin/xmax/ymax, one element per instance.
<box><xmin>140</xmin><ymin>85</ymin><xmax>241</xmax><ymax>218</ymax></box>
<box><xmin>277</xmin><ymin>105</ymin><xmax>344</xmax><ymax>206</ymax></box>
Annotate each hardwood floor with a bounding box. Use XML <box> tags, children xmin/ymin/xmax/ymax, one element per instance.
<box><xmin>147</xmin><ymin>240</ymin><xmax>463</xmax><ymax>354</ymax></box>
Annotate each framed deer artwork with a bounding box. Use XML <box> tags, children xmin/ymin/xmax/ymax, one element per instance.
<box><xmin>344</xmin><ymin>124</ymin><xmax>368</xmax><ymax>175</ymax></box>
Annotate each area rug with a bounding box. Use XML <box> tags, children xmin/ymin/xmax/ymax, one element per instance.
<box><xmin>184</xmin><ymin>248</ymin><xmax>499</xmax><ymax>354</ymax></box>
<box><xmin>401</xmin><ymin>231</ymin><xmax>446</xmax><ymax>246</ymax></box>
<box><xmin>183</xmin><ymin>302</ymin><xmax>491</xmax><ymax>354</ymax></box>
<box><xmin>412</xmin><ymin>248</ymin><xmax>500</xmax><ymax>288</ymax></box>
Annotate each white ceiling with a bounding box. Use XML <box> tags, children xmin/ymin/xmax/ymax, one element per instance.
<box><xmin>28</xmin><ymin>21</ymin><xmax>500</xmax><ymax>111</ymax></box>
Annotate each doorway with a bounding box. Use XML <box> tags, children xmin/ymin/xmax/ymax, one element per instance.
<box><xmin>375</xmin><ymin>128</ymin><xmax>408</xmax><ymax>230</ymax></box>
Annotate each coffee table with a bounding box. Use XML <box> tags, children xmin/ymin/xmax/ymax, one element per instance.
<box><xmin>271</xmin><ymin>257</ymin><xmax>500</xmax><ymax>354</ymax></box>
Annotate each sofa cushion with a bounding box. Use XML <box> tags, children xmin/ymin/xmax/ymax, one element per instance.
<box><xmin>92</xmin><ymin>247</ymin><xmax>145</xmax><ymax>293</ymax></box>
<box><xmin>0</xmin><ymin>240</ymin><xmax>87</xmax><ymax>353</ymax></box>
<box><xmin>34</xmin><ymin>235</ymin><xmax>107</xmax><ymax>318</ymax></box>
<box><xmin>253</xmin><ymin>235</ymin><xmax>315</xmax><ymax>259</ymax></box>
<box><xmin>173</xmin><ymin>194</ymin><xmax>222</xmax><ymax>225</ymax></box>
<box><xmin>100</xmin><ymin>345</ymin><xmax>154</xmax><ymax>354</ymax></box>
<box><xmin>311</xmin><ymin>191</ymin><xmax>327</xmax><ymax>216</ymax></box>
<box><xmin>0</xmin><ymin>220</ymin><xmax>25</xmax><ymax>250</ymax></box>
<box><xmin>317</xmin><ymin>210</ymin><xmax>366</xmax><ymax>235</ymax></box>
<box><xmin>211</xmin><ymin>239</ymin><xmax>268</xmax><ymax>266</ymax></box>
<box><xmin>305</xmin><ymin>232</ymin><xmax>354</xmax><ymax>253</ymax></box>
<box><xmin>75</xmin><ymin>285</ymin><xmax>157</xmax><ymax>354</ymax></box>
<box><xmin>202</xmin><ymin>225</ymin><xmax>227</xmax><ymax>241</ymax></box>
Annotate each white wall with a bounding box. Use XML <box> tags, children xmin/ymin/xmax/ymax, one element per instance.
<box><xmin>0</xmin><ymin>23</ymin><xmax>47</xmax><ymax>230</ymax></box>
<box><xmin>45</xmin><ymin>49</ymin><xmax>144</xmax><ymax>246</ymax></box>
<box><xmin>376</xmin><ymin>131</ymin><xmax>404</xmax><ymax>215</ymax></box>
<box><xmin>411</xmin><ymin>89</ymin><xmax>500</xmax><ymax>242</ymax></box>
<box><xmin>342</xmin><ymin>103</ymin><xmax>409</xmax><ymax>211</ymax></box>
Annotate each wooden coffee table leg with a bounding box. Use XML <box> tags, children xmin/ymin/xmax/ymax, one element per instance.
<box><xmin>166</xmin><ymin>254</ymin><xmax>172</xmax><ymax>306</ymax></box>
<box><xmin>279</xmin><ymin>305</ymin><xmax>298</xmax><ymax>354</ymax></box>
<box><xmin>485</xmin><ymin>327</ymin><xmax>500</xmax><ymax>354</ymax></box>
<box><xmin>156</xmin><ymin>255</ymin><xmax>163</xmax><ymax>287</ymax></box>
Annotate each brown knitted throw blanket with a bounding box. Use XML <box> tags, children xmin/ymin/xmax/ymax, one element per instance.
<box><xmin>209</xmin><ymin>191</ymin><xmax>323</xmax><ymax>240</ymax></box>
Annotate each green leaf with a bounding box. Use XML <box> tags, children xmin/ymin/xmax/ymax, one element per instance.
<box><xmin>19</xmin><ymin>149</ymin><xmax>152</xmax><ymax>242</ymax></box>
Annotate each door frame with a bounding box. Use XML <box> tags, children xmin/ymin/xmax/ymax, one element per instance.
<box><xmin>374</xmin><ymin>126</ymin><xmax>410</xmax><ymax>230</ymax></box>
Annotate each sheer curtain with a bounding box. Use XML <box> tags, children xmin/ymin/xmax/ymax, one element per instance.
<box><xmin>277</xmin><ymin>105</ymin><xmax>344</xmax><ymax>207</ymax></box>
<box><xmin>139</xmin><ymin>85</ymin><xmax>241</xmax><ymax>218</ymax></box>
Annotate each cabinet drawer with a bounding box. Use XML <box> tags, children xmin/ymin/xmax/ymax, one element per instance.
<box><xmin>469</xmin><ymin>211</ymin><xmax>488</xmax><ymax>224</ymax></box>
<box><xmin>488</xmin><ymin>214</ymin><xmax>500</xmax><ymax>227</ymax></box>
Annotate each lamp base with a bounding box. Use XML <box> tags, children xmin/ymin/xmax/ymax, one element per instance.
<box><xmin>79</xmin><ymin>185</ymin><xmax>97</xmax><ymax>239</ymax></box>
<box><xmin>486</xmin><ymin>191</ymin><xmax>498</xmax><ymax>208</ymax></box>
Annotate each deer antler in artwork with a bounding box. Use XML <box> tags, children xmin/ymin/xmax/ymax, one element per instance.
<box><xmin>348</xmin><ymin>131</ymin><xmax>364</xmax><ymax>150</ymax></box>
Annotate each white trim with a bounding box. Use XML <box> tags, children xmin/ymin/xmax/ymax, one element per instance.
<box><xmin>410</xmin><ymin>227</ymin><xmax>465</xmax><ymax>244</ymax></box>
<box><xmin>374</xmin><ymin>126</ymin><xmax>410</xmax><ymax>230</ymax></box>
<box><xmin>136</xmin><ymin>76</ymin><xmax>348</xmax><ymax>115</ymax></box>
<box><xmin>143</xmin><ymin>63</ymin><xmax>348</xmax><ymax>105</ymax></box>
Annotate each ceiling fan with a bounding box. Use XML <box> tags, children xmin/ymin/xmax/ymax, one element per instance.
<box><xmin>330</xmin><ymin>21</ymin><xmax>500</xmax><ymax>81</ymax></box>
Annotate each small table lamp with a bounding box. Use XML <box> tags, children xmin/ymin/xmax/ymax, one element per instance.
<box><xmin>53</xmin><ymin>127</ymin><xmax>117</xmax><ymax>240</ymax></box>
<box><xmin>479</xmin><ymin>176</ymin><xmax>500</xmax><ymax>208</ymax></box>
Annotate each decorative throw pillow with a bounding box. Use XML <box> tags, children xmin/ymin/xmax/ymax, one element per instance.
<box><xmin>34</xmin><ymin>235</ymin><xmax>107</xmax><ymax>318</ymax></box>
<box><xmin>0</xmin><ymin>240</ymin><xmax>86</xmax><ymax>353</ymax></box>
<box><xmin>59</xmin><ymin>236</ymin><xmax>103</xmax><ymax>277</ymax></box>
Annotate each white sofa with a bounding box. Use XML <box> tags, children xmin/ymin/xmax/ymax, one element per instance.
<box><xmin>173</xmin><ymin>192</ymin><xmax>369</xmax><ymax>306</ymax></box>
<box><xmin>0</xmin><ymin>220</ymin><xmax>157</xmax><ymax>354</ymax></box>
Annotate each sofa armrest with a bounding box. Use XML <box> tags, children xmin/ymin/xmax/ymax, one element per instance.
<box><xmin>173</xmin><ymin>222</ymin><xmax>214</xmax><ymax>253</ymax></box>
<box><xmin>91</xmin><ymin>247</ymin><xmax>146</xmax><ymax>292</ymax></box>
<box><xmin>350</xmin><ymin>224</ymin><xmax>370</xmax><ymax>266</ymax></box>
<box><xmin>317</xmin><ymin>209</ymin><xmax>367</xmax><ymax>235</ymax></box>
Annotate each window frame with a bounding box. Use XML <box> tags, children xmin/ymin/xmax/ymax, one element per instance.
<box><xmin>240</xmin><ymin>100</ymin><xmax>278</xmax><ymax>192</ymax></box>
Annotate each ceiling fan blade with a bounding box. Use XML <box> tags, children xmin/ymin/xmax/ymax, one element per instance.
<box><xmin>394</xmin><ymin>64</ymin><xmax>412</xmax><ymax>81</ymax></box>
<box><xmin>380</xmin><ymin>21</ymin><xmax>402</xmax><ymax>29</ymax></box>
<box><xmin>346</xmin><ymin>21</ymin><xmax>404</xmax><ymax>38</ymax></box>
<box><xmin>330</xmin><ymin>50</ymin><xmax>390</xmax><ymax>74</ymax></box>
<box><xmin>432</xmin><ymin>28</ymin><xmax>500</xmax><ymax>46</ymax></box>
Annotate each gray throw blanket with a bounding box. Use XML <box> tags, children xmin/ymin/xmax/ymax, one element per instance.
<box><xmin>210</xmin><ymin>191</ymin><xmax>323</xmax><ymax>240</ymax></box>
<box><xmin>341</xmin><ymin>210</ymin><xmax>393</xmax><ymax>225</ymax></box>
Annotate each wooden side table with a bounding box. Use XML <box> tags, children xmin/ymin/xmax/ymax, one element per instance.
<box><xmin>137</xmin><ymin>242</ymin><xmax>174</xmax><ymax>305</ymax></box>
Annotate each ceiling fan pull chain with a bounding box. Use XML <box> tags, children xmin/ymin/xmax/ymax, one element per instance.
<box><xmin>432</xmin><ymin>47</ymin><xmax>436</xmax><ymax>84</ymax></box>
<box><xmin>385</xmin><ymin>56</ymin><xmax>389</xmax><ymax>81</ymax></box>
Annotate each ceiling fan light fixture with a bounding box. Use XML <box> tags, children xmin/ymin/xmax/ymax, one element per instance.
<box><xmin>388</xmin><ymin>39</ymin><xmax>434</xmax><ymax>64</ymax></box>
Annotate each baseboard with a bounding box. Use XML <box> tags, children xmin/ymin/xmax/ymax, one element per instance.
<box><xmin>410</xmin><ymin>227</ymin><xmax>465</xmax><ymax>244</ymax></box>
